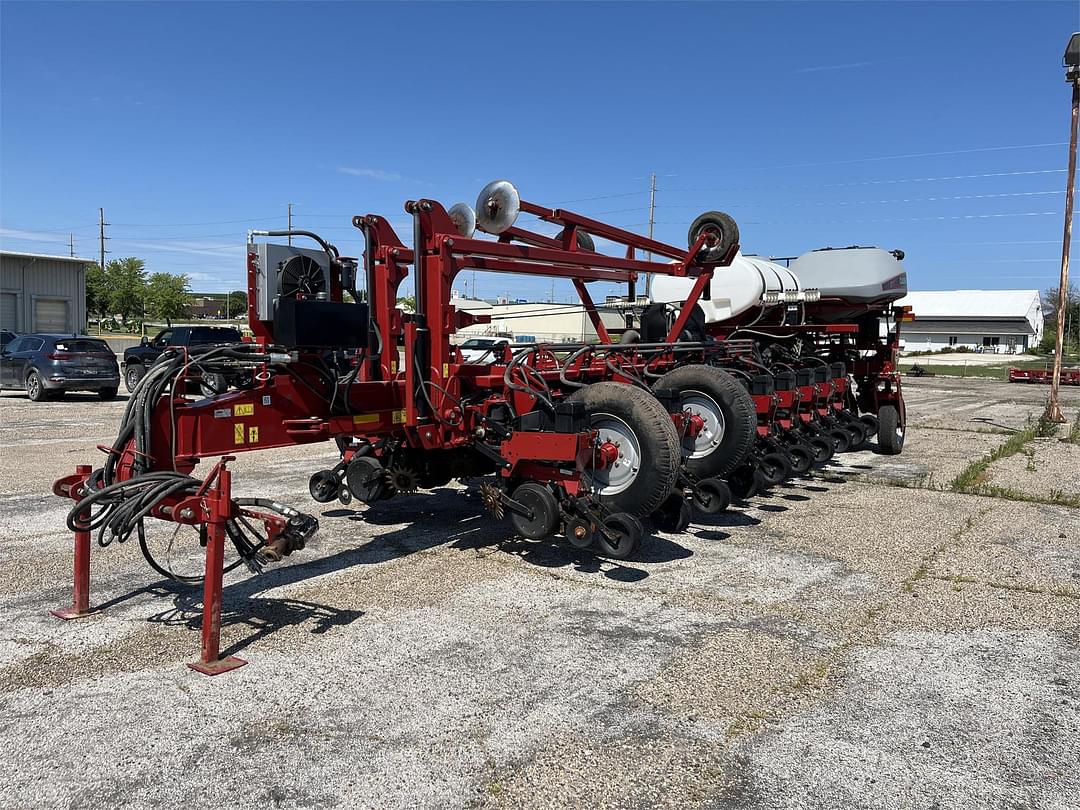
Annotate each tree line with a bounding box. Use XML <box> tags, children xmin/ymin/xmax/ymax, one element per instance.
<box><xmin>85</xmin><ymin>257</ymin><xmax>246</xmax><ymax>327</ymax></box>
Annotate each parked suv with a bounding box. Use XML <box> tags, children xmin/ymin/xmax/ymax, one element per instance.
<box><xmin>0</xmin><ymin>334</ymin><xmax>120</xmax><ymax>401</ymax></box>
<box><xmin>123</xmin><ymin>325</ymin><xmax>243</xmax><ymax>392</ymax></box>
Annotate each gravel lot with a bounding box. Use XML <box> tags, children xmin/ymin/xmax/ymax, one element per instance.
<box><xmin>1</xmin><ymin>378</ymin><xmax>1078</xmax><ymax>809</ymax></box>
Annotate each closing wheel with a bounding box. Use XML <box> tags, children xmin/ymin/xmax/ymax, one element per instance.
<box><xmin>843</xmin><ymin>420</ymin><xmax>868</xmax><ymax>449</ymax></box>
<box><xmin>877</xmin><ymin>404</ymin><xmax>905</xmax><ymax>455</ymax></box>
<box><xmin>806</xmin><ymin>435</ymin><xmax>834</xmax><ymax>464</ymax></box>
<box><xmin>345</xmin><ymin>456</ymin><xmax>386</xmax><ymax>503</ymax></box>
<box><xmin>653</xmin><ymin>364</ymin><xmax>756</xmax><ymax>479</ymax></box>
<box><xmin>565</xmin><ymin>516</ymin><xmax>596</xmax><ymax>549</ymax></box>
<box><xmin>510</xmin><ymin>482</ymin><xmax>559</xmax><ymax>541</ymax></box>
<box><xmin>828</xmin><ymin>428</ymin><xmax>852</xmax><ymax>454</ymax></box>
<box><xmin>200</xmin><ymin>372</ymin><xmax>228</xmax><ymax>398</ymax></box>
<box><xmin>687</xmin><ymin>211</ymin><xmax>739</xmax><ymax>263</ymax></box>
<box><xmin>308</xmin><ymin>470</ymin><xmax>339</xmax><ymax>504</ymax></box>
<box><xmin>786</xmin><ymin>443</ymin><xmax>814</xmax><ymax>475</ymax></box>
<box><xmin>728</xmin><ymin>465</ymin><xmax>763</xmax><ymax>500</ymax></box>
<box><xmin>569</xmin><ymin>382</ymin><xmax>680</xmax><ymax>518</ymax></box>
<box><xmin>859</xmin><ymin>413</ymin><xmax>880</xmax><ymax>438</ymax></box>
<box><xmin>760</xmin><ymin>452</ymin><xmax>793</xmax><ymax>487</ymax></box>
<box><xmin>693</xmin><ymin>478</ymin><xmax>731</xmax><ymax>514</ymax></box>
<box><xmin>654</xmin><ymin>493</ymin><xmax>692</xmax><ymax>533</ymax></box>
<box><xmin>596</xmin><ymin>513</ymin><xmax>643</xmax><ymax>560</ymax></box>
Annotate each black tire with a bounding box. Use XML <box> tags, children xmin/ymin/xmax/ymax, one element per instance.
<box><xmin>653</xmin><ymin>364</ymin><xmax>756</xmax><ymax>479</ymax></box>
<box><xmin>308</xmin><ymin>470</ymin><xmax>339</xmax><ymax>503</ymax></box>
<box><xmin>693</xmin><ymin>478</ymin><xmax>731</xmax><ymax>514</ymax></box>
<box><xmin>26</xmin><ymin>371</ymin><xmax>46</xmax><ymax>402</ymax></box>
<box><xmin>346</xmin><ymin>457</ymin><xmax>386</xmax><ymax>503</ymax></box>
<box><xmin>596</xmin><ymin>513</ymin><xmax>642</xmax><ymax>560</ymax></box>
<box><xmin>843</xmin><ymin>420</ymin><xmax>868</xmax><ymax>449</ymax></box>
<box><xmin>98</xmin><ymin>387</ymin><xmax>118</xmax><ymax>401</ymax></box>
<box><xmin>510</xmin><ymin>482</ymin><xmax>559</xmax><ymax>540</ymax></box>
<box><xmin>760</xmin><ymin>452</ymin><xmax>793</xmax><ymax>486</ymax></box>
<box><xmin>806</xmin><ymin>435</ymin><xmax>834</xmax><ymax>464</ymax></box>
<box><xmin>828</xmin><ymin>428</ymin><xmax>852</xmax><ymax>454</ymax></box>
<box><xmin>124</xmin><ymin>364</ymin><xmax>145</xmax><ymax>393</ymax></box>
<box><xmin>568</xmin><ymin>382</ymin><xmax>680</xmax><ymax>518</ymax></box>
<box><xmin>687</xmin><ymin>211</ymin><xmax>739</xmax><ymax>263</ymax></box>
<box><xmin>727</xmin><ymin>465</ymin><xmax>762</xmax><ymax>500</ymax></box>
<box><xmin>859</xmin><ymin>413</ymin><xmax>880</xmax><ymax>438</ymax></box>
<box><xmin>786</xmin><ymin>443</ymin><xmax>814</xmax><ymax>475</ymax></box>
<box><xmin>555</xmin><ymin>228</ymin><xmax>596</xmax><ymax>252</ymax></box>
<box><xmin>200</xmin><ymin>372</ymin><xmax>228</xmax><ymax>398</ymax></box>
<box><xmin>877</xmin><ymin>404</ymin><xmax>905</xmax><ymax>455</ymax></box>
<box><xmin>654</xmin><ymin>493</ymin><xmax>692</xmax><ymax>533</ymax></box>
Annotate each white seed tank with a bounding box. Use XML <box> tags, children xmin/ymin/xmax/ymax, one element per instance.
<box><xmin>650</xmin><ymin>246</ymin><xmax>907</xmax><ymax>323</ymax></box>
<box><xmin>789</xmin><ymin>247</ymin><xmax>907</xmax><ymax>305</ymax></box>
<box><xmin>650</xmin><ymin>252</ymin><xmax>801</xmax><ymax>322</ymax></box>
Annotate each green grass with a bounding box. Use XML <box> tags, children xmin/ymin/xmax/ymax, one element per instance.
<box><xmin>898</xmin><ymin>359</ymin><xmax>1078</xmax><ymax>381</ymax></box>
<box><xmin>947</xmin><ymin>417</ymin><xmax>1059</xmax><ymax>492</ymax></box>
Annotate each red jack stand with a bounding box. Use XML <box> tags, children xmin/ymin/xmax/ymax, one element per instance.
<box><xmin>51</xmin><ymin>464</ymin><xmax>94</xmax><ymax>620</ymax></box>
<box><xmin>187</xmin><ymin>462</ymin><xmax>247</xmax><ymax>675</ymax></box>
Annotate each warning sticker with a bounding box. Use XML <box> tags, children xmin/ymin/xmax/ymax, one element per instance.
<box><xmin>392</xmin><ymin>409</ymin><xmax>406</xmax><ymax>424</ymax></box>
<box><xmin>390</xmin><ymin>360</ymin><xmax>398</xmax><ymax>374</ymax></box>
<box><xmin>213</xmin><ymin>408</ymin><xmax>231</xmax><ymax>419</ymax></box>
<box><xmin>234</xmin><ymin>403</ymin><xmax>254</xmax><ymax>416</ymax></box>
<box><xmin>353</xmin><ymin>413</ymin><xmax>379</xmax><ymax>425</ymax></box>
<box><xmin>234</xmin><ymin>423</ymin><xmax>245</xmax><ymax>444</ymax></box>
<box><xmin>248</xmin><ymin>426</ymin><xmax>259</xmax><ymax>443</ymax></box>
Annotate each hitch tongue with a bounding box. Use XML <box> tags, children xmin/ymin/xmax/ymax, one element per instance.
<box><xmin>258</xmin><ymin>513</ymin><xmax>319</xmax><ymax>563</ymax></box>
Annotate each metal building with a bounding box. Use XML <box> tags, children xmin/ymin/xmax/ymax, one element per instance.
<box><xmin>896</xmin><ymin>289</ymin><xmax>1044</xmax><ymax>353</ymax></box>
<box><xmin>0</xmin><ymin>251</ymin><xmax>92</xmax><ymax>334</ymax></box>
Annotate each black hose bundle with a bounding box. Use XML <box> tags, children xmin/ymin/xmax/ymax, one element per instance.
<box><xmin>71</xmin><ymin>342</ymin><xmax>319</xmax><ymax>582</ymax></box>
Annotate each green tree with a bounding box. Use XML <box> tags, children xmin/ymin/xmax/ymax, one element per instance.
<box><xmin>85</xmin><ymin>262</ymin><xmax>108</xmax><ymax>318</ymax></box>
<box><xmin>1039</xmin><ymin>282</ymin><xmax>1080</xmax><ymax>357</ymax></box>
<box><xmin>396</xmin><ymin>295</ymin><xmax>415</xmax><ymax>312</ymax></box>
<box><xmin>225</xmin><ymin>290</ymin><xmax>248</xmax><ymax>319</ymax></box>
<box><xmin>146</xmin><ymin>272</ymin><xmax>192</xmax><ymax>327</ymax></box>
<box><xmin>105</xmin><ymin>257</ymin><xmax>147</xmax><ymax>323</ymax></box>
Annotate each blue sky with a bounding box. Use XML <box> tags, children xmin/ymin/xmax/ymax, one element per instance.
<box><xmin>1</xmin><ymin>1</ymin><xmax>1077</xmax><ymax>301</ymax></box>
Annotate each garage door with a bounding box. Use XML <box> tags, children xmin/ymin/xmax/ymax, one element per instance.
<box><xmin>0</xmin><ymin>293</ymin><xmax>16</xmax><ymax>331</ymax></box>
<box><xmin>33</xmin><ymin>298</ymin><xmax>69</xmax><ymax>332</ymax></box>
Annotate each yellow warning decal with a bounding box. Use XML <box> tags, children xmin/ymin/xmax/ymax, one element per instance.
<box><xmin>442</xmin><ymin>363</ymin><xmax>449</xmax><ymax>379</ymax></box>
<box><xmin>353</xmin><ymin>413</ymin><xmax>379</xmax><ymax>425</ymax></box>
<box><xmin>392</xmin><ymin>409</ymin><xmax>406</xmax><ymax>424</ymax></box>
<box><xmin>234</xmin><ymin>403</ymin><xmax>254</xmax><ymax>416</ymax></box>
<box><xmin>248</xmin><ymin>426</ymin><xmax>259</xmax><ymax>443</ymax></box>
<box><xmin>234</xmin><ymin>423</ymin><xmax>245</xmax><ymax>444</ymax></box>
<box><xmin>390</xmin><ymin>360</ymin><xmax>398</xmax><ymax>374</ymax></box>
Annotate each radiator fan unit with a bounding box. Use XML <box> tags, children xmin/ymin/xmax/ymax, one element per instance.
<box><xmin>279</xmin><ymin>254</ymin><xmax>327</xmax><ymax>299</ymax></box>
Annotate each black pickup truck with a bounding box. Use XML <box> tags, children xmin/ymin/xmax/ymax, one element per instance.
<box><xmin>122</xmin><ymin>325</ymin><xmax>243</xmax><ymax>392</ymax></box>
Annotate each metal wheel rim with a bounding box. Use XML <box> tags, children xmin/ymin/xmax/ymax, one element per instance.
<box><xmin>26</xmin><ymin>375</ymin><xmax>39</xmax><ymax>398</ymax></box>
<box><xmin>126</xmin><ymin>369</ymin><xmax>140</xmax><ymax>388</ymax></box>
<box><xmin>681</xmin><ymin>390</ymin><xmax>725</xmax><ymax>459</ymax></box>
<box><xmin>585</xmin><ymin>413</ymin><xmax>641</xmax><ymax>496</ymax></box>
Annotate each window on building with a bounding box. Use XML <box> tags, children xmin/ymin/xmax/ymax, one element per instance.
<box><xmin>948</xmin><ymin>336</ymin><xmax>957</xmax><ymax>346</ymax></box>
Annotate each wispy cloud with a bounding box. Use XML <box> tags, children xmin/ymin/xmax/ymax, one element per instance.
<box><xmin>0</xmin><ymin>226</ymin><xmax>71</xmax><ymax>243</ymax></box>
<box><xmin>338</xmin><ymin>167</ymin><xmax>404</xmax><ymax>182</ymax></box>
<box><xmin>337</xmin><ymin>166</ymin><xmax>431</xmax><ymax>186</ymax></box>
<box><xmin>121</xmin><ymin>240</ymin><xmax>246</xmax><ymax>258</ymax></box>
<box><xmin>794</xmin><ymin>61</ymin><xmax>873</xmax><ymax>74</ymax></box>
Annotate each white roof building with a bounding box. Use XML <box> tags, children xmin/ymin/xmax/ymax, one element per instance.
<box><xmin>895</xmin><ymin>289</ymin><xmax>1043</xmax><ymax>353</ymax></box>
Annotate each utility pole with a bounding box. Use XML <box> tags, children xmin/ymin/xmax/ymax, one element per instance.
<box><xmin>1045</xmin><ymin>32</ymin><xmax>1079</xmax><ymax>423</ymax></box>
<box><xmin>69</xmin><ymin>233</ymin><xmax>75</xmax><ymax>258</ymax></box>
<box><xmin>98</xmin><ymin>207</ymin><xmax>109</xmax><ymax>270</ymax></box>
<box><xmin>288</xmin><ymin>203</ymin><xmax>293</xmax><ymax>246</ymax></box>
<box><xmin>645</xmin><ymin>172</ymin><xmax>657</xmax><ymax>298</ymax></box>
